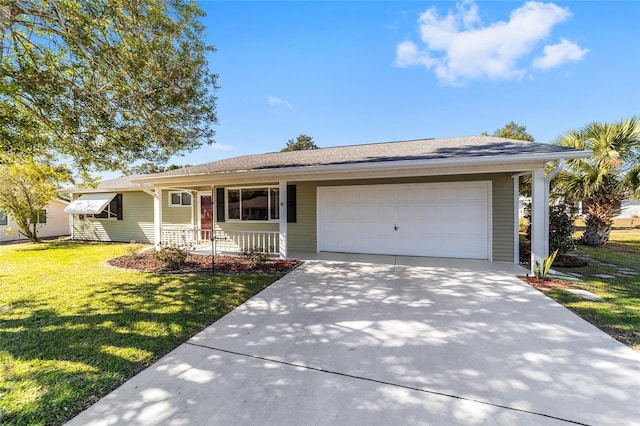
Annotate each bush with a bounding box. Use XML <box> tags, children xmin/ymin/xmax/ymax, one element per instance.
<box><xmin>125</xmin><ymin>240</ymin><xmax>145</xmax><ymax>258</ymax></box>
<box><xmin>154</xmin><ymin>246</ymin><xmax>188</xmax><ymax>269</ymax></box>
<box><xmin>518</xmin><ymin>218</ymin><xmax>529</xmax><ymax>233</ymax></box>
<box><xmin>525</xmin><ymin>202</ymin><xmax>577</xmax><ymax>256</ymax></box>
<box><xmin>242</xmin><ymin>246</ymin><xmax>272</xmax><ymax>265</ymax></box>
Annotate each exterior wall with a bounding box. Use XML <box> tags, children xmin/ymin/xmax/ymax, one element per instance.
<box><xmin>67</xmin><ymin>174</ymin><xmax>515</xmax><ymax>261</ymax></box>
<box><xmin>288</xmin><ymin>173</ymin><xmax>515</xmax><ymax>262</ymax></box>
<box><xmin>163</xmin><ymin>190</ymin><xmax>196</xmax><ymax>226</ymax></box>
<box><xmin>617</xmin><ymin>200</ymin><xmax>640</xmax><ymax>218</ymax></box>
<box><xmin>0</xmin><ymin>200</ymin><xmax>70</xmax><ymax>242</ymax></box>
<box><xmin>71</xmin><ymin>191</ymin><xmax>155</xmax><ymax>243</ymax></box>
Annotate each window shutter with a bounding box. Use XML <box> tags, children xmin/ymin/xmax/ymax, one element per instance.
<box><xmin>287</xmin><ymin>184</ymin><xmax>296</xmax><ymax>223</ymax></box>
<box><xmin>216</xmin><ymin>187</ymin><xmax>225</xmax><ymax>222</ymax></box>
<box><xmin>116</xmin><ymin>194</ymin><xmax>123</xmax><ymax>220</ymax></box>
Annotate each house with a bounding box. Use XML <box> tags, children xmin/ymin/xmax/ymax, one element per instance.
<box><xmin>63</xmin><ymin>136</ymin><xmax>591</xmax><ymax>270</ymax></box>
<box><xmin>0</xmin><ymin>199</ymin><xmax>71</xmax><ymax>243</ymax></box>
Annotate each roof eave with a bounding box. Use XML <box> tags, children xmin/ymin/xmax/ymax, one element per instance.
<box><xmin>130</xmin><ymin>150</ymin><xmax>592</xmax><ymax>185</ymax></box>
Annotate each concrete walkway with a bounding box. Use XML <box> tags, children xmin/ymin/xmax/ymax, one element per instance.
<box><xmin>67</xmin><ymin>256</ymin><xmax>640</xmax><ymax>426</ymax></box>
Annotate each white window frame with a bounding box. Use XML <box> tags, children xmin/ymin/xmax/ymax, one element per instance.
<box><xmin>79</xmin><ymin>196</ymin><xmax>121</xmax><ymax>221</ymax></box>
<box><xmin>0</xmin><ymin>210</ymin><xmax>8</xmax><ymax>226</ymax></box>
<box><xmin>226</xmin><ymin>186</ymin><xmax>280</xmax><ymax>223</ymax></box>
<box><xmin>169</xmin><ymin>191</ymin><xmax>192</xmax><ymax>207</ymax></box>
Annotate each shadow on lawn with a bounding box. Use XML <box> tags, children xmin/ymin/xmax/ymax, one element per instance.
<box><xmin>0</xmin><ymin>273</ymin><xmax>274</xmax><ymax>425</ymax></box>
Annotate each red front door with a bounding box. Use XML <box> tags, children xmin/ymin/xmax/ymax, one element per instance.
<box><xmin>200</xmin><ymin>195</ymin><xmax>212</xmax><ymax>239</ymax></box>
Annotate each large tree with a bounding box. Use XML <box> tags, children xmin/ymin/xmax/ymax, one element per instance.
<box><xmin>485</xmin><ymin>121</ymin><xmax>535</xmax><ymax>141</ymax></box>
<box><xmin>0</xmin><ymin>154</ymin><xmax>71</xmax><ymax>242</ymax></box>
<box><xmin>281</xmin><ymin>134</ymin><xmax>318</xmax><ymax>152</ymax></box>
<box><xmin>0</xmin><ymin>0</ymin><xmax>217</xmax><ymax>172</ymax></box>
<box><xmin>553</xmin><ymin>116</ymin><xmax>640</xmax><ymax>246</ymax></box>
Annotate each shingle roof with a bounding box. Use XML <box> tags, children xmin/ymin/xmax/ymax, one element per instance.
<box><xmin>76</xmin><ymin>135</ymin><xmax>585</xmax><ymax>191</ymax></box>
<box><xmin>140</xmin><ymin>135</ymin><xmax>580</xmax><ymax>179</ymax></box>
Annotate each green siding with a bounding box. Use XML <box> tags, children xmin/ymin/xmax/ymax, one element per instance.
<box><xmin>70</xmin><ymin>175</ymin><xmax>515</xmax><ymax>262</ymax></box>
<box><xmin>288</xmin><ymin>173</ymin><xmax>515</xmax><ymax>262</ymax></box>
<box><xmin>71</xmin><ymin>191</ymin><xmax>155</xmax><ymax>243</ymax></box>
<box><xmin>163</xmin><ymin>191</ymin><xmax>195</xmax><ymax>225</ymax></box>
<box><xmin>491</xmin><ymin>175</ymin><xmax>515</xmax><ymax>262</ymax></box>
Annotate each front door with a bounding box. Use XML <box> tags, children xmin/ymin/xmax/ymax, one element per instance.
<box><xmin>200</xmin><ymin>194</ymin><xmax>212</xmax><ymax>240</ymax></box>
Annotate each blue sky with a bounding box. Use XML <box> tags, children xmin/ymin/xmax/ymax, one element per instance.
<box><xmin>122</xmin><ymin>1</ymin><xmax>640</xmax><ymax>174</ymax></box>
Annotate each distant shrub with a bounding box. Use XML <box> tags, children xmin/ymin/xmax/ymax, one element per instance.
<box><xmin>518</xmin><ymin>218</ymin><xmax>529</xmax><ymax>233</ymax></box>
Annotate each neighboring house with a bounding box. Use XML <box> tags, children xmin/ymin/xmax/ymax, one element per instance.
<box><xmin>63</xmin><ymin>136</ymin><xmax>590</xmax><ymax>270</ymax></box>
<box><xmin>0</xmin><ymin>199</ymin><xmax>71</xmax><ymax>243</ymax></box>
<box><xmin>617</xmin><ymin>200</ymin><xmax>640</xmax><ymax>219</ymax></box>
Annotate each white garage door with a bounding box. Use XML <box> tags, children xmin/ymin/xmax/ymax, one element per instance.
<box><xmin>317</xmin><ymin>182</ymin><xmax>491</xmax><ymax>259</ymax></box>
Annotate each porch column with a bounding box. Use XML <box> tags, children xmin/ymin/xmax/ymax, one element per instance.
<box><xmin>154</xmin><ymin>187</ymin><xmax>163</xmax><ymax>250</ymax></box>
<box><xmin>513</xmin><ymin>174</ymin><xmax>520</xmax><ymax>264</ymax></box>
<box><xmin>279</xmin><ymin>180</ymin><xmax>287</xmax><ymax>259</ymax></box>
<box><xmin>530</xmin><ymin>168</ymin><xmax>546</xmax><ymax>272</ymax></box>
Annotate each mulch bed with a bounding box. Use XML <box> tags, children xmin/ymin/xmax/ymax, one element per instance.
<box><xmin>108</xmin><ymin>251</ymin><xmax>301</xmax><ymax>274</ymax></box>
<box><xmin>519</xmin><ymin>275</ymin><xmax>573</xmax><ymax>291</ymax></box>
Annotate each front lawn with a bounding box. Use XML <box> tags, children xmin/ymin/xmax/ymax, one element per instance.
<box><xmin>0</xmin><ymin>241</ymin><xmax>282</xmax><ymax>426</ymax></box>
<box><xmin>550</xmin><ymin>229</ymin><xmax>640</xmax><ymax>351</ymax></box>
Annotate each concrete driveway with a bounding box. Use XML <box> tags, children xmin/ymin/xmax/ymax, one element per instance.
<box><xmin>67</xmin><ymin>255</ymin><xmax>640</xmax><ymax>426</ymax></box>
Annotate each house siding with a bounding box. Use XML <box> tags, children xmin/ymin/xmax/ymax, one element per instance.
<box><xmin>163</xmin><ymin>191</ymin><xmax>195</xmax><ymax>225</ymax></box>
<box><xmin>288</xmin><ymin>173</ymin><xmax>514</xmax><ymax>262</ymax></box>
<box><xmin>71</xmin><ymin>191</ymin><xmax>155</xmax><ymax>243</ymax></box>
<box><xmin>0</xmin><ymin>200</ymin><xmax>70</xmax><ymax>242</ymax></box>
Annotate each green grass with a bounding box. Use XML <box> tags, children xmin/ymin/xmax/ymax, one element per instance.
<box><xmin>0</xmin><ymin>241</ymin><xmax>281</xmax><ymax>425</ymax></box>
<box><xmin>553</xmin><ymin>229</ymin><xmax>640</xmax><ymax>351</ymax></box>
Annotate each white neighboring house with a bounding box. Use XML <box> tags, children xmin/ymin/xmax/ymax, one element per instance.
<box><xmin>0</xmin><ymin>199</ymin><xmax>71</xmax><ymax>243</ymax></box>
<box><xmin>617</xmin><ymin>199</ymin><xmax>640</xmax><ymax>218</ymax></box>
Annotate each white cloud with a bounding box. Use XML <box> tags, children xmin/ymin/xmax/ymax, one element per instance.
<box><xmin>209</xmin><ymin>143</ymin><xmax>233</xmax><ymax>151</ymax></box>
<box><xmin>268</xmin><ymin>96</ymin><xmax>293</xmax><ymax>109</ymax></box>
<box><xmin>533</xmin><ymin>38</ymin><xmax>589</xmax><ymax>69</ymax></box>
<box><xmin>395</xmin><ymin>1</ymin><xmax>587</xmax><ymax>85</ymax></box>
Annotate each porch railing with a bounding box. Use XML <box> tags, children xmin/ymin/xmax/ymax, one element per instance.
<box><xmin>161</xmin><ymin>226</ymin><xmax>279</xmax><ymax>256</ymax></box>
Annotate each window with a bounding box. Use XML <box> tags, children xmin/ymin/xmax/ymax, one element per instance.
<box><xmin>32</xmin><ymin>209</ymin><xmax>47</xmax><ymax>224</ymax></box>
<box><xmin>0</xmin><ymin>210</ymin><xmax>7</xmax><ymax>226</ymax></box>
<box><xmin>227</xmin><ymin>187</ymin><xmax>279</xmax><ymax>221</ymax></box>
<box><xmin>169</xmin><ymin>191</ymin><xmax>192</xmax><ymax>207</ymax></box>
<box><xmin>81</xmin><ymin>194</ymin><xmax>123</xmax><ymax>220</ymax></box>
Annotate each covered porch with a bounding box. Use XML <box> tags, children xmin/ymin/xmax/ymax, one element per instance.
<box><xmin>147</xmin><ymin>181</ymin><xmax>290</xmax><ymax>258</ymax></box>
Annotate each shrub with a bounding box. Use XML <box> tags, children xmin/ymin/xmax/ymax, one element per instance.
<box><xmin>518</xmin><ymin>218</ymin><xmax>529</xmax><ymax>233</ymax></box>
<box><xmin>242</xmin><ymin>246</ymin><xmax>272</xmax><ymax>265</ymax></box>
<box><xmin>154</xmin><ymin>246</ymin><xmax>188</xmax><ymax>269</ymax></box>
<box><xmin>525</xmin><ymin>203</ymin><xmax>577</xmax><ymax>255</ymax></box>
<box><xmin>125</xmin><ymin>240</ymin><xmax>145</xmax><ymax>258</ymax></box>
<box><xmin>534</xmin><ymin>249</ymin><xmax>559</xmax><ymax>279</ymax></box>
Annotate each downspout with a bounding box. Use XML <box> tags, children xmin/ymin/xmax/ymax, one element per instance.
<box><xmin>544</xmin><ymin>159</ymin><xmax>565</xmax><ymax>259</ymax></box>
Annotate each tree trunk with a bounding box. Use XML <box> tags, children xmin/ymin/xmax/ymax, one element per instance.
<box><xmin>29</xmin><ymin>221</ymin><xmax>39</xmax><ymax>243</ymax></box>
<box><xmin>581</xmin><ymin>219</ymin><xmax>611</xmax><ymax>246</ymax></box>
<box><xmin>580</xmin><ymin>199</ymin><xmax>617</xmax><ymax>246</ymax></box>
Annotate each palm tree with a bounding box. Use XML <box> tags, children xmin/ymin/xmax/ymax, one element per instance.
<box><xmin>553</xmin><ymin>116</ymin><xmax>640</xmax><ymax>246</ymax></box>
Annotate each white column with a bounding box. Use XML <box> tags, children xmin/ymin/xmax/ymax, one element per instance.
<box><xmin>513</xmin><ymin>174</ymin><xmax>520</xmax><ymax>264</ymax></box>
<box><xmin>154</xmin><ymin>187</ymin><xmax>163</xmax><ymax>250</ymax></box>
<box><xmin>530</xmin><ymin>168</ymin><xmax>546</xmax><ymax>272</ymax></box>
<box><xmin>211</xmin><ymin>185</ymin><xmax>216</xmax><ymax>255</ymax></box>
<box><xmin>279</xmin><ymin>180</ymin><xmax>287</xmax><ymax>259</ymax></box>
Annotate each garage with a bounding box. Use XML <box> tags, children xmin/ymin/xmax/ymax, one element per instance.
<box><xmin>317</xmin><ymin>181</ymin><xmax>491</xmax><ymax>259</ymax></box>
